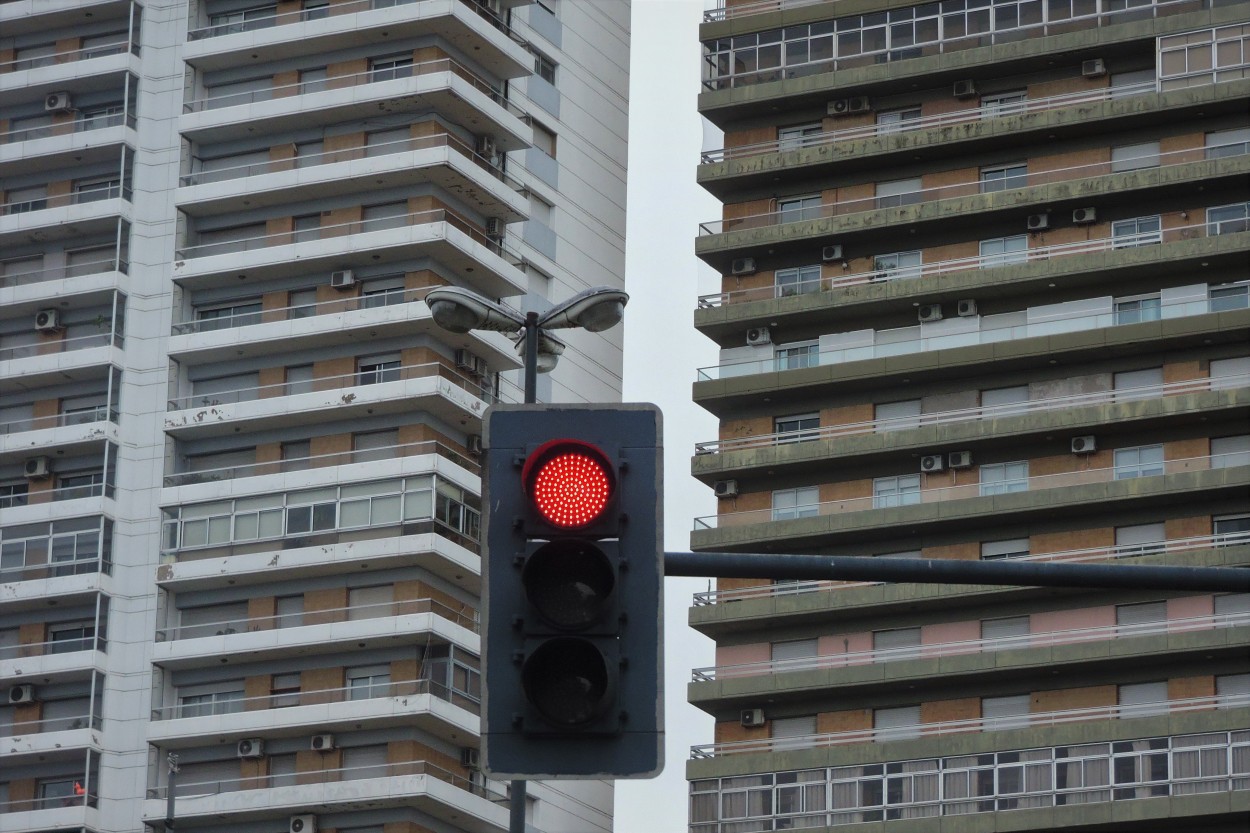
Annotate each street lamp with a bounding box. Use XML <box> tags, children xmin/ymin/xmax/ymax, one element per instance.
<box><xmin>426</xmin><ymin>285</ymin><xmax>628</xmax><ymax>403</ymax></box>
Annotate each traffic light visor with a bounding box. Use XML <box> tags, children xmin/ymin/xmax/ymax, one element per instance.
<box><xmin>523</xmin><ymin>440</ymin><xmax>615</xmax><ymax>529</ymax></box>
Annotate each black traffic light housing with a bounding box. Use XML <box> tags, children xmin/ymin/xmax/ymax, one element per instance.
<box><xmin>481</xmin><ymin>403</ymin><xmax>663</xmax><ymax>779</ymax></box>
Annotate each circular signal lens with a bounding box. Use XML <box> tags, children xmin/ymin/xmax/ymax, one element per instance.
<box><xmin>522</xmin><ymin>637</ymin><xmax>612</xmax><ymax>727</ymax></box>
<box><xmin>529</xmin><ymin>446</ymin><xmax>613</xmax><ymax>528</ymax></box>
<box><xmin>523</xmin><ymin>541</ymin><xmax>615</xmax><ymax>630</ymax></box>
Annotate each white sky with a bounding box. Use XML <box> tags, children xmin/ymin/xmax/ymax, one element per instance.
<box><xmin>617</xmin><ymin>0</ymin><xmax>722</xmax><ymax>829</ymax></box>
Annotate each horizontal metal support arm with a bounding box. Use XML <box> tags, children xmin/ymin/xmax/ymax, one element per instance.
<box><xmin>664</xmin><ymin>552</ymin><xmax>1250</xmax><ymax>593</ymax></box>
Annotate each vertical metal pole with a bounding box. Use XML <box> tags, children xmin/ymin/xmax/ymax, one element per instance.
<box><xmin>510</xmin><ymin>780</ymin><xmax>526</xmax><ymax>832</ymax></box>
<box><xmin>165</xmin><ymin>752</ymin><xmax>178</xmax><ymax>830</ymax></box>
<box><xmin>523</xmin><ymin>311</ymin><xmax>539</xmax><ymax>404</ymax></box>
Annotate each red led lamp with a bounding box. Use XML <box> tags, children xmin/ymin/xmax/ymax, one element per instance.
<box><xmin>522</xmin><ymin>440</ymin><xmax>615</xmax><ymax>529</ymax></box>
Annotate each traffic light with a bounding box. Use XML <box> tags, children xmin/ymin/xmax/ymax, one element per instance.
<box><xmin>481</xmin><ymin>403</ymin><xmax>663</xmax><ymax>779</ymax></box>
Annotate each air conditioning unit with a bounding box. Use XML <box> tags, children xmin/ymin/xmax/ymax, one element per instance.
<box><xmin>730</xmin><ymin>257</ymin><xmax>757</xmax><ymax>276</ymax></box>
<box><xmin>475</xmin><ymin>134</ymin><xmax>497</xmax><ymax>158</ymax></box>
<box><xmin>310</xmin><ymin>734</ymin><xmax>335</xmax><ymax>752</ymax></box>
<box><xmin>917</xmin><ymin>304</ymin><xmax>942</xmax><ymax>322</ymax></box>
<box><xmin>455</xmin><ymin>348</ymin><xmax>481</xmax><ymax>371</ymax></box>
<box><xmin>740</xmin><ymin>708</ymin><xmax>766</xmax><ymax>728</ymax></box>
<box><xmin>1027</xmin><ymin>212</ymin><xmax>1051</xmax><ymax>232</ymax></box>
<box><xmin>485</xmin><ymin>217</ymin><xmax>506</xmax><ymax>239</ymax></box>
<box><xmin>460</xmin><ymin>747</ymin><xmax>481</xmax><ymax>769</ymax></box>
<box><xmin>467</xmin><ymin>434</ymin><xmax>483</xmax><ymax>455</ymax></box>
<box><xmin>956</xmin><ymin>299</ymin><xmax>978</xmax><ymax>317</ymax></box>
<box><xmin>8</xmin><ymin>685</ymin><xmax>35</xmax><ymax>704</ymax></box>
<box><xmin>1082</xmin><ymin>58</ymin><xmax>1107</xmax><ymax>78</ymax></box>
<box><xmin>746</xmin><ymin>326</ymin><xmax>771</xmax><ymax>346</ymax></box>
<box><xmin>1071</xmin><ymin>435</ymin><xmax>1097</xmax><ymax>454</ymax></box>
<box><xmin>237</xmin><ymin>738</ymin><xmax>265</xmax><ymax>759</ymax></box>
<box><xmin>45</xmin><ymin>91</ymin><xmax>73</xmax><ymax>112</ymax></box>
<box><xmin>713</xmin><ymin>479</ymin><xmax>739</xmax><ymax>499</ymax></box>
<box><xmin>24</xmin><ymin>457</ymin><xmax>51</xmax><ymax>480</ymax></box>
<box><xmin>289</xmin><ymin>815</ymin><xmax>316</xmax><ymax>833</ymax></box>
<box><xmin>1072</xmin><ymin>206</ymin><xmax>1097</xmax><ymax>225</ymax></box>
<box><xmin>35</xmin><ymin>308</ymin><xmax>61</xmax><ymax>331</ymax></box>
<box><xmin>948</xmin><ymin>450</ymin><xmax>973</xmax><ymax>469</ymax></box>
<box><xmin>827</xmin><ymin>96</ymin><xmax>871</xmax><ymax>117</ymax></box>
<box><xmin>330</xmin><ymin>269</ymin><xmax>355</xmax><ymax>289</ymax></box>
<box><xmin>953</xmin><ymin>79</ymin><xmax>978</xmax><ymax>99</ymax></box>
<box><xmin>920</xmin><ymin>454</ymin><xmax>945</xmax><ymax>473</ymax></box>
<box><xmin>821</xmin><ymin>244</ymin><xmax>844</xmax><ymax>262</ymax></box>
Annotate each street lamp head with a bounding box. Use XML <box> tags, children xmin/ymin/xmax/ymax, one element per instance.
<box><xmin>538</xmin><ymin>287</ymin><xmax>629</xmax><ymax>333</ymax></box>
<box><xmin>426</xmin><ymin>287</ymin><xmax>525</xmax><ymax>334</ymax></box>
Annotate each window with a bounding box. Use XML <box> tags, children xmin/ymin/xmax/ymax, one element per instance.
<box><xmin>281</xmin><ymin>440</ymin><xmax>311</xmax><ymax>471</ymax></box>
<box><xmin>980</xmin><ymin>91</ymin><xmax>1027</xmax><ymax>118</ymax></box>
<box><xmin>1114</xmin><ymin>445</ymin><xmax>1164</xmax><ymax>479</ymax></box>
<box><xmin>1215</xmin><ymin>594</ymin><xmax>1250</xmax><ymax>623</ymax></box>
<box><xmin>302</xmin><ymin>0</ymin><xmax>329</xmax><ymax>20</ymax></box>
<box><xmin>980</xmin><ymin>163</ymin><xmax>1028</xmax><ymax>193</ymax></box>
<box><xmin>348</xmin><ymin>584</ymin><xmax>394</xmax><ymax>620</ymax></box>
<box><xmin>772</xmin><ymin>715</ymin><xmax>817</xmax><ymax>748</ymax></box>
<box><xmin>533</xmin><ymin>52</ymin><xmax>556</xmax><ymax>84</ymax></box>
<box><xmin>347</xmin><ymin>664</ymin><xmax>391</xmax><ymax>700</ymax></box>
<box><xmin>209</xmin><ymin>4</ymin><xmax>276</xmax><ymax>34</ymax></box>
<box><xmin>774</xmin><ymin>413</ymin><xmax>819</xmax><ymax>443</ymax></box>
<box><xmin>1113</xmin><ymin>367</ymin><xmax>1163</xmax><ymax>400</ymax></box>
<box><xmin>1207</xmin><ymin>202</ymin><xmax>1250</xmax><ymax>235</ymax></box>
<box><xmin>58</xmin><ymin>471</ymin><xmax>105</xmax><ymax>500</ymax></box>
<box><xmin>981</xmin><ymin>385</ymin><xmax>1029</xmax><ymax>415</ymax></box>
<box><xmin>38</xmin><ymin>778</ymin><xmax>83</xmax><ymax>809</ymax></box>
<box><xmin>532</xmin><ymin>121</ymin><xmax>557</xmax><ymax>157</ymax></box>
<box><xmin>49</xmin><ymin>622</ymin><xmax>95</xmax><ymax>653</ymax></box>
<box><xmin>1110</xmin><ymin>68</ymin><xmax>1155</xmax><ymax>97</ymax></box>
<box><xmin>275</xmin><ymin>595</ymin><xmax>303</xmax><ymax>629</ymax></box>
<box><xmin>1115</xmin><ymin>523</ymin><xmax>1166</xmax><ymax>555</ymax></box>
<box><xmin>353</xmin><ymin>429</ymin><xmax>398</xmax><ymax>463</ymax></box>
<box><xmin>980</xmin><ymin>461</ymin><xmax>1028</xmax><ymax>496</ymax></box>
<box><xmin>775</xmin><ymin>341</ymin><xmax>819</xmax><ymax>370</ymax></box>
<box><xmin>771</xmin><ymin>639</ymin><xmax>817</xmax><ymax>662</ymax></box>
<box><xmin>981</xmin><ymin>538</ymin><xmax>1029</xmax><ymax>560</ymax></box>
<box><xmin>295</xmin><ymin>140</ymin><xmax>324</xmax><ymax>167</ymax></box>
<box><xmin>1111</xmin><ymin>216</ymin><xmax>1162</xmax><ymax>248</ymax></box>
<box><xmin>1117</xmin><ymin>601</ymin><xmax>1167</xmax><ymax>629</ymax></box>
<box><xmin>875</xmin><ymin>399</ymin><xmax>921</xmax><ymax>431</ymax></box>
<box><xmin>285</xmin><ymin>364</ymin><xmax>314</xmax><ymax>395</ymax></box>
<box><xmin>299</xmin><ymin>67</ymin><xmax>328</xmax><ymax>94</ymax></box>
<box><xmin>876</xmin><ymin>177</ymin><xmax>921</xmax><ymax>208</ymax></box>
<box><xmin>775</xmin><ymin>265</ymin><xmax>821</xmax><ymax>297</ymax></box>
<box><xmin>772</xmin><ymin>486</ymin><xmax>818</xmax><ymax>521</ymax></box>
<box><xmin>1205</xmin><ymin>127</ymin><xmax>1250</xmax><ymax>159</ymax></box>
<box><xmin>876</xmin><ymin>107</ymin><xmax>921</xmax><ymax>134</ymax></box>
<box><xmin>778</xmin><ymin>195</ymin><xmax>821</xmax><ymax>223</ymax></box>
<box><xmin>1210</xmin><ymin>282</ymin><xmax>1249</xmax><ymax>312</ymax></box>
<box><xmin>370</xmin><ymin>55</ymin><xmax>414</xmax><ymax>82</ymax></box>
<box><xmin>1212</xmin><ymin>435</ymin><xmax>1250</xmax><ymax>469</ymax></box>
<box><xmin>982</xmin><ymin>694</ymin><xmax>1030</xmax><ymax>728</ymax></box>
<box><xmin>979</xmin><ymin>235</ymin><xmax>1027</xmax><ymax>267</ymax></box>
<box><xmin>1111</xmin><ymin>141</ymin><xmax>1160</xmax><ymax>172</ymax></box>
<box><xmin>873</xmin><ymin>474</ymin><xmax>920</xmax><ymax>508</ymax></box>
<box><xmin>874</xmin><ymin>705</ymin><xmax>920</xmax><ymax>740</ymax></box>
<box><xmin>61</xmin><ymin>394</ymin><xmax>109</xmax><ymax>425</ymax></box>
<box><xmin>1118</xmin><ymin>681</ymin><xmax>1168</xmax><ymax>716</ymax></box>
<box><xmin>5</xmin><ymin>185</ymin><xmax>48</xmax><ymax>214</ymax></box>
<box><xmin>195</xmin><ymin>301</ymin><xmax>261</xmax><ymax>332</ymax></box>
<box><xmin>78</xmin><ymin>104</ymin><xmax>124</xmax><ymax>131</ymax></box>
<box><xmin>293</xmin><ymin>213</ymin><xmax>320</xmax><ymax>243</ymax></box>
<box><xmin>357</xmin><ymin>354</ymin><xmax>400</xmax><ymax>385</ymax></box>
<box><xmin>179</xmin><ymin>684</ymin><xmax>244</xmax><ymax>717</ymax></box>
<box><xmin>289</xmin><ymin>290</ymin><xmax>317</xmax><ymax>320</ymax></box>
<box><xmin>873</xmin><ymin>627</ymin><xmax>921</xmax><ymax>660</ymax></box>
<box><xmin>872</xmin><ymin>250</ymin><xmax>922</xmax><ymax>281</ymax></box>
<box><xmin>778</xmin><ymin>123</ymin><xmax>822</xmax><ymax>150</ymax></box>
<box><xmin>361</xmin><ymin>276</ymin><xmax>406</xmax><ymax>308</ymax></box>
<box><xmin>982</xmin><ymin>616</ymin><xmax>1029</xmax><ymax>641</ymax></box>
<box><xmin>1214</xmin><ymin>514</ymin><xmax>1250</xmax><ymax>545</ymax></box>
<box><xmin>1114</xmin><ymin>295</ymin><xmax>1161</xmax><ymax>325</ymax></box>
<box><xmin>363</xmin><ymin>201</ymin><xmax>408</xmax><ymax>232</ymax></box>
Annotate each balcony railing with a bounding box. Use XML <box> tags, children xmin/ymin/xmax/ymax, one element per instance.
<box><xmin>180</xmin><ymin>130</ymin><xmax>523</xmax><ymax>191</ymax></box>
<box><xmin>0</xmin><ymin>556</ymin><xmax>107</xmax><ymax>582</ymax></box>
<box><xmin>0</xmin><ymin>112</ymin><xmax>134</xmax><ymax>146</ymax></box>
<box><xmin>691</xmin><ymin>693</ymin><xmax>1250</xmax><ymax>759</ymax></box>
<box><xmin>697</xmin><ymin>144</ymin><xmax>1247</xmax><ymax>236</ymax></box>
<box><xmin>696</xmin><ymin>220</ymin><xmax>1239</xmax><ymax>308</ymax></box>
<box><xmin>183</xmin><ymin>56</ymin><xmax>523</xmax><ymax>118</ymax></box>
<box><xmin>0</xmin><ymin>258</ymin><xmax>126</xmax><ymax>289</ymax></box>
<box><xmin>188</xmin><ymin>0</ymin><xmax>523</xmax><ymax>44</ymax></box>
<box><xmin>0</xmin><ymin>330</ymin><xmax>121</xmax><ymax>362</ymax></box>
<box><xmin>0</xmin><ymin>711</ymin><xmax>99</xmax><ymax>735</ymax></box>
<box><xmin>172</xmin><ymin>287</ymin><xmax>437</xmax><ymax>334</ymax></box>
<box><xmin>147</xmin><ymin>758</ymin><xmax>508</xmax><ymax>804</ymax></box>
<box><xmin>0</xmin><ymin>407</ymin><xmax>117</xmax><ymax>437</ymax></box>
<box><xmin>703</xmin><ymin>0</ymin><xmax>825</xmax><ymax>23</ymax></box>
<box><xmin>692</xmin><ymin>531</ymin><xmax>1250</xmax><ymax>605</ymax></box>
<box><xmin>0</xmin><ymin>38</ymin><xmax>133</xmax><ymax>73</ymax></box>
<box><xmin>0</xmin><ymin>633</ymin><xmax>105</xmax><ymax>661</ymax></box>
<box><xmin>176</xmin><ymin>206</ymin><xmax>520</xmax><ymax>265</ymax></box>
<box><xmin>0</xmin><ymin>788</ymin><xmax>97</xmax><ymax>814</ymax></box>
<box><xmin>697</xmin><ymin>287</ymin><xmax>1245</xmax><ymax>381</ymax></box>
<box><xmin>692</xmin><ymin>611</ymin><xmax>1250</xmax><ymax>681</ymax></box>
<box><xmin>694</xmin><ymin>453</ymin><xmax>1245</xmax><ymax>530</ymax></box>
<box><xmin>152</xmin><ymin>677</ymin><xmax>479</xmax><ymax>721</ymax></box>
<box><xmin>695</xmin><ymin>373</ymin><xmax>1249</xmax><ymax>455</ymax></box>
<box><xmin>157</xmin><ymin>596</ymin><xmax>478</xmax><ymax>641</ymax></box>
<box><xmin>0</xmin><ymin>184</ymin><xmax>132</xmax><ymax>216</ymax></box>
<box><xmin>701</xmin><ymin>82</ymin><xmax>1158</xmax><ymax>164</ymax></box>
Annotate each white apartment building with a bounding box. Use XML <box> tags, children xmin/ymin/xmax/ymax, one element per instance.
<box><xmin>0</xmin><ymin>2</ymin><xmax>629</xmax><ymax>832</ymax></box>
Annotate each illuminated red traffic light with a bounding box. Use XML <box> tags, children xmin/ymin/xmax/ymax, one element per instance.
<box><xmin>524</xmin><ymin>441</ymin><xmax>615</xmax><ymax>529</ymax></box>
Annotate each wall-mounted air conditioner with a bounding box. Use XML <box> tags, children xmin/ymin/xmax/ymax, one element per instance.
<box><xmin>714</xmin><ymin>479</ymin><xmax>739</xmax><ymax>499</ymax></box>
<box><xmin>460</xmin><ymin>747</ymin><xmax>481</xmax><ymax>769</ymax></box>
<box><xmin>1071</xmin><ymin>435</ymin><xmax>1097</xmax><ymax>454</ymax></box>
<box><xmin>827</xmin><ymin>96</ymin><xmax>871</xmax><ymax>116</ymax></box>
<box><xmin>948</xmin><ymin>450</ymin><xmax>973</xmax><ymax>469</ymax></box>
<box><xmin>1027</xmin><ymin>212</ymin><xmax>1051</xmax><ymax>232</ymax></box>
<box><xmin>289</xmin><ymin>815</ymin><xmax>316</xmax><ymax>833</ymax></box>
<box><xmin>821</xmin><ymin>244</ymin><xmax>843</xmax><ymax>262</ymax></box>
<box><xmin>475</xmin><ymin>135</ymin><xmax>497</xmax><ymax>158</ymax></box>
<box><xmin>730</xmin><ymin>257</ymin><xmax>757</xmax><ymax>276</ymax></box>
<box><xmin>8</xmin><ymin>685</ymin><xmax>35</xmax><ymax>704</ymax></box>
<box><xmin>310</xmin><ymin>734</ymin><xmax>335</xmax><ymax>752</ymax></box>
<box><xmin>740</xmin><ymin>708</ymin><xmax>765</xmax><ymax>728</ymax></box>
<box><xmin>1072</xmin><ymin>207</ymin><xmax>1097</xmax><ymax>225</ymax></box>
<box><xmin>956</xmin><ymin>299</ymin><xmax>978</xmax><ymax>317</ymax></box>
<box><xmin>921</xmin><ymin>454</ymin><xmax>944</xmax><ymax>473</ymax></box>
<box><xmin>953</xmin><ymin>79</ymin><xmax>978</xmax><ymax>99</ymax></box>
<box><xmin>45</xmin><ymin>91</ymin><xmax>73</xmax><ymax>112</ymax></box>
<box><xmin>35</xmin><ymin>309</ymin><xmax>61</xmax><ymax>331</ymax></box>
<box><xmin>24</xmin><ymin>457</ymin><xmax>51</xmax><ymax>479</ymax></box>
<box><xmin>237</xmin><ymin>738</ymin><xmax>265</xmax><ymax>759</ymax></box>
<box><xmin>485</xmin><ymin>217</ymin><xmax>506</xmax><ymax>239</ymax></box>
<box><xmin>746</xmin><ymin>326</ymin><xmax>771</xmax><ymax>346</ymax></box>
<box><xmin>467</xmin><ymin>434</ymin><xmax>484</xmax><ymax>455</ymax></box>
<box><xmin>330</xmin><ymin>269</ymin><xmax>355</xmax><ymax>289</ymax></box>
<box><xmin>917</xmin><ymin>304</ymin><xmax>942</xmax><ymax>323</ymax></box>
<box><xmin>1082</xmin><ymin>58</ymin><xmax>1107</xmax><ymax>78</ymax></box>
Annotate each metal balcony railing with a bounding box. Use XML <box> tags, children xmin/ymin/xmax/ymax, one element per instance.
<box><xmin>0</xmin><ymin>711</ymin><xmax>99</xmax><ymax>736</ymax></box>
<box><xmin>0</xmin><ymin>633</ymin><xmax>105</xmax><ymax>661</ymax></box>
<box><xmin>0</xmin><ymin>112</ymin><xmax>134</xmax><ymax>146</ymax></box>
<box><xmin>0</xmin><ymin>258</ymin><xmax>126</xmax><ymax>289</ymax></box>
<box><xmin>0</xmin><ymin>407</ymin><xmax>117</xmax><ymax>436</ymax></box>
<box><xmin>692</xmin><ymin>611</ymin><xmax>1250</xmax><ymax>681</ymax></box>
<box><xmin>0</xmin><ymin>788</ymin><xmax>97</xmax><ymax>814</ymax></box>
<box><xmin>691</xmin><ymin>531</ymin><xmax>1250</xmax><ymax>605</ymax></box>
<box><xmin>0</xmin><ymin>556</ymin><xmax>107</xmax><ymax>582</ymax></box>
<box><xmin>172</xmin><ymin>286</ymin><xmax>435</xmax><ymax>334</ymax></box>
<box><xmin>694</xmin><ymin>373</ymin><xmax>1250</xmax><ymax>455</ymax></box>
<box><xmin>694</xmin><ymin>453</ymin><xmax>1246</xmax><ymax>530</ymax></box>
<box><xmin>0</xmin><ymin>330</ymin><xmax>121</xmax><ymax>362</ymax></box>
<box><xmin>0</xmin><ymin>184</ymin><xmax>131</xmax><ymax>216</ymax></box>
<box><xmin>0</xmin><ymin>38</ymin><xmax>133</xmax><ymax>72</ymax></box>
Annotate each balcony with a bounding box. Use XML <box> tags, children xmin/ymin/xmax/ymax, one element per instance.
<box><xmin>0</xmin><ymin>37</ymin><xmax>137</xmax><ymax>98</ymax></box>
<box><xmin>0</xmin><ymin>113</ymin><xmax>135</xmax><ymax>172</ymax></box>
<box><xmin>0</xmin><ymin>335</ymin><xmax>122</xmax><ymax>397</ymax></box>
<box><xmin>0</xmin><ymin>260</ymin><xmax>125</xmax><ymax>308</ymax></box>
<box><xmin>0</xmin><ymin>640</ymin><xmax>107</xmax><ymax>682</ymax></box>
<box><xmin>184</xmin><ymin>0</ymin><xmax>530</xmax><ymax>81</ymax></box>
<box><xmin>177</xmin><ymin>131</ymin><xmax>526</xmax><ymax>220</ymax></box>
<box><xmin>179</xmin><ymin>58</ymin><xmax>528</xmax><ymax>149</ymax></box>
<box><xmin>0</xmin><ymin>407</ymin><xmax>118</xmax><ymax>455</ymax></box>
<box><xmin>0</xmin><ymin>191</ymin><xmax>131</xmax><ymax>249</ymax></box>
<box><xmin>1</xmin><ymin>724</ymin><xmax>100</xmax><ymax>763</ymax></box>
<box><xmin>172</xmin><ymin>207</ymin><xmax>526</xmax><ymax>299</ymax></box>
<box><xmin>0</xmin><ymin>788</ymin><xmax>97</xmax><ymax>829</ymax></box>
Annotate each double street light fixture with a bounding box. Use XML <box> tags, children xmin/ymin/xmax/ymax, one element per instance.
<box><xmin>425</xmin><ymin>285</ymin><xmax>629</xmax><ymax>403</ymax></box>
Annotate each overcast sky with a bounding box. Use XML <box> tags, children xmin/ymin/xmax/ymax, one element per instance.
<box><xmin>617</xmin><ymin>0</ymin><xmax>722</xmax><ymax>829</ymax></box>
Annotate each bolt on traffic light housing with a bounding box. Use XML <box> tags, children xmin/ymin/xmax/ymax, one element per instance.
<box><xmin>481</xmin><ymin>403</ymin><xmax>663</xmax><ymax>780</ymax></box>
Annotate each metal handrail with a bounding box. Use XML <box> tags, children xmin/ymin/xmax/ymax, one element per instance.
<box><xmin>694</xmin><ymin>452</ymin><xmax>1246</xmax><ymax>530</ymax></box>
<box><xmin>0</xmin><ymin>634</ymin><xmax>105</xmax><ymax>661</ymax></box>
<box><xmin>0</xmin><ymin>711</ymin><xmax>98</xmax><ymax>736</ymax></box>
<box><xmin>151</xmin><ymin>677</ymin><xmax>478</xmax><ymax>721</ymax></box>
<box><xmin>157</xmin><ymin>596</ymin><xmax>478</xmax><ymax>641</ymax></box>
<box><xmin>0</xmin><ymin>556</ymin><xmax>106</xmax><ymax>581</ymax></box>
<box><xmin>0</xmin><ymin>259</ymin><xmax>125</xmax><ymax>288</ymax></box>
<box><xmin>0</xmin><ymin>407</ymin><xmax>117</xmax><ymax>436</ymax></box>
<box><xmin>695</xmin><ymin>219</ymin><xmax>1236</xmax><ymax>308</ymax></box>
<box><xmin>689</xmin><ymin>693</ymin><xmax>1250</xmax><ymax>758</ymax></box>
<box><xmin>0</xmin><ymin>331</ymin><xmax>120</xmax><ymax>363</ymax></box>
<box><xmin>701</xmin><ymin>82</ymin><xmax>1158</xmax><ymax>164</ymax></box>
<box><xmin>702</xmin><ymin>0</ymin><xmax>825</xmax><ymax>23</ymax></box>
<box><xmin>171</xmin><ymin>287</ymin><xmax>434</xmax><ymax>334</ymax></box>
<box><xmin>1</xmin><ymin>184</ymin><xmax>132</xmax><ymax>215</ymax></box>
<box><xmin>0</xmin><ymin>39</ymin><xmax>130</xmax><ymax>72</ymax></box>
<box><xmin>692</xmin><ymin>611</ymin><xmax>1250</xmax><ymax>681</ymax></box>
<box><xmin>694</xmin><ymin>373</ymin><xmax>1250</xmax><ymax>455</ymax></box>
<box><xmin>691</xmin><ymin>531</ymin><xmax>1250</xmax><ymax>605</ymax></box>
<box><xmin>697</xmin><ymin>144</ymin><xmax>1247</xmax><ymax>236</ymax></box>
<box><xmin>183</xmin><ymin>55</ymin><xmax>523</xmax><ymax>118</ymax></box>
<box><xmin>0</xmin><ymin>112</ymin><xmax>133</xmax><ymax>145</ymax></box>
